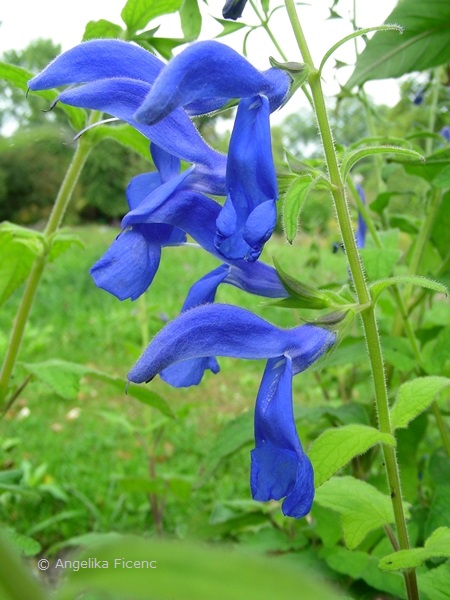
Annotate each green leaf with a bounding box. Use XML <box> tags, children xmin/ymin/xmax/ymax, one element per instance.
<box><xmin>56</xmin><ymin>536</ymin><xmax>345</xmax><ymax>600</ymax></box>
<box><xmin>213</xmin><ymin>17</ymin><xmax>247</xmax><ymax>39</ymax></box>
<box><xmin>2</xmin><ymin>528</ymin><xmax>41</xmax><ymax>557</ymax></box>
<box><xmin>371</xmin><ymin>275</ymin><xmax>448</xmax><ymax>304</ymax></box>
<box><xmin>431</xmin><ymin>191</ymin><xmax>450</xmax><ymax>258</ymax></box>
<box><xmin>83</xmin><ymin>19</ymin><xmax>124</xmax><ymax>40</ymax></box>
<box><xmin>390</xmin><ymin>376</ymin><xmax>450</xmax><ymax>430</ymax></box>
<box><xmin>315</xmin><ymin>476</ymin><xmax>404</xmax><ymax>549</ymax></box>
<box><xmin>0</xmin><ymin>62</ymin><xmax>86</xmax><ymax>131</ymax></box>
<box><xmin>0</xmin><ymin>532</ymin><xmax>47</xmax><ymax>600</ymax></box>
<box><xmin>309</xmin><ymin>424</ymin><xmax>395</xmax><ymax>488</ymax></box>
<box><xmin>21</xmin><ymin>360</ymin><xmax>86</xmax><ymax>400</ymax></box>
<box><xmin>346</xmin><ymin>0</ymin><xmax>450</xmax><ymax>88</ymax></box>
<box><xmin>0</xmin><ymin>227</ymin><xmax>43</xmax><ymax>306</ymax></box>
<box><xmin>359</xmin><ymin>248</ymin><xmax>401</xmax><ymax>280</ymax></box>
<box><xmin>282</xmin><ymin>175</ymin><xmax>330</xmax><ymax>243</ymax></box>
<box><xmin>180</xmin><ymin>0</ymin><xmax>202</xmax><ymax>41</ymax></box>
<box><xmin>418</xmin><ymin>563</ymin><xmax>450</xmax><ymax>600</ymax></box>
<box><xmin>321</xmin><ymin>547</ymin><xmax>407</xmax><ymax>599</ymax></box>
<box><xmin>201</xmin><ymin>411</ymin><xmax>253</xmax><ymax>481</ymax></box>
<box><xmin>379</xmin><ymin>527</ymin><xmax>450</xmax><ymax>571</ymax></box>
<box><xmin>403</xmin><ymin>148</ymin><xmax>450</xmax><ymax>184</ymax></box>
<box><xmin>121</xmin><ymin>0</ymin><xmax>183</xmax><ymax>35</ymax></box>
<box><xmin>47</xmin><ymin>231</ymin><xmax>84</xmax><ymax>263</ymax></box>
<box><xmin>88</xmin><ymin>370</ymin><xmax>175</xmax><ymax>419</ymax></box>
<box><xmin>271</xmin><ymin>256</ymin><xmax>332</xmax><ymax>309</ymax></box>
<box><xmin>19</xmin><ymin>360</ymin><xmax>175</xmax><ymax>418</ymax></box>
<box><xmin>341</xmin><ymin>146</ymin><xmax>423</xmax><ymax>181</ymax></box>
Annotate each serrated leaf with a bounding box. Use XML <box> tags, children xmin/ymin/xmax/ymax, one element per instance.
<box><xmin>180</xmin><ymin>0</ymin><xmax>202</xmax><ymax>41</ymax></box>
<box><xmin>121</xmin><ymin>0</ymin><xmax>183</xmax><ymax>35</ymax></box>
<box><xmin>282</xmin><ymin>175</ymin><xmax>316</xmax><ymax>243</ymax></box>
<box><xmin>315</xmin><ymin>476</ymin><xmax>403</xmax><ymax>549</ymax></box>
<box><xmin>371</xmin><ymin>275</ymin><xmax>447</xmax><ymax>304</ymax></box>
<box><xmin>346</xmin><ymin>0</ymin><xmax>450</xmax><ymax>88</ymax></box>
<box><xmin>379</xmin><ymin>527</ymin><xmax>450</xmax><ymax>571</ymax></box>
<box><xmin>0</xmin><ymin>62</ymin><xmax>86</xmax><ymax>131</ymax></box>
<box><xmin>83</xmin><ymin>19</ymin><xmax>124</xmax><ymax>40</ymax></box>
<box><xmin>2</xmin><ymin>528</ymin><xmax>41</xmax><ymax>557</ymax></box>
<box><xmin>390</xmin><ymin>376</ymin><xmax>450</xmax><ymax>430</ymax></box>
<box><xmin>309</xmin><ymin>424</ymin><xmax>395</xmax><ymax>488</ymax></box>
<box><xmin>21</xmin><ymin>360</ymin><xmax>86</xmax><ymax>400</ymax></box>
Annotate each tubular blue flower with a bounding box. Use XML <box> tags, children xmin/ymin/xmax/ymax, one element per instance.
<box><xmin>222</xmin><ymin>0</ymin><xmax>248</xmax><ymax>19</ymax></box>
<box><xmin>27</xmin><ymin>40</ymin><xmax>227</xmax><ymax>194</ymax></box>
<box><xmin>134</xmin><ymin>40</ymin><xmax>291</xmax><ymax>125</ymax></box>
<box><xmin>215</xmin><ymin>95</ymin><xmax>278</xmax><ymax>262</ymax></box>
<box><xmin>127</xmin><ymin>304</ymin><xmax>336</xmax><ymax>517</ymax></box>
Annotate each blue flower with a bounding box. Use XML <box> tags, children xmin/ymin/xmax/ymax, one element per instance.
<box><xmin>222</xmin><ymin>0</ymin><xmax>248</xmax><ymax>19</ymax></box>
<box><xmin>127</xmin><ymin>303</ymin><xmax>336</xmax><ymax>517</ymax></box>
<box><xmin>440</xmin><ymin>125</ymin><xmax>450</xmax><ymax>143</ymax></box>
<box><xmin>134</xmin><ymin>40</ymin><xmax>291</xmax><ymax>125</ymax></box>
<box><xmin>28</xmin><ymin>40</ymin><xmax>227</xmax><ymax>194</ymax></box>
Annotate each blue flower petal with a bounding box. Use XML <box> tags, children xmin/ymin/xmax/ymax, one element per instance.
<box><xmin>134</xmin><ymin>41</ymin><xmax>290</xmax><ymax>124</ymax></box>
<box><xmin>222</xmin><ymin>0</ymin><xmax>248</xmax><ymax>19</ymax></box>
<box><xmin>28</xmin><ymin>39</ymin><xmax>164</xmax><ymax>91</ymax></box>
<box><xmin>90</xmin><ymin>226</ymin><xmax>162</xmax><ymax>301</ymax></box>
<box><xmin>127</xmin><ymin>304</ymin><xmax>335</xmax><ymax>383</ymax></box>
<box><xmin>355</xmin><ymin>184</ymin><xmax>367</xmax><ymax>249</ymax></box>
<box><xmin>57</xmin><ymin>78</ymin><xmax>226</xmax><ymax>194</ymax></box>
<box><xmin>215</xmin><ymin>95</ymin><xmax>278</xmax><ymax>261</ymax></box>
<box><xmin>160</xmin><ymin>266</ymin><xmax>229</xmax><ymax>387</ymax></box>
<box><xmin>251</xmin><ymin>356</ymin><xmax>314</xmax><ymax>518</ymax></box>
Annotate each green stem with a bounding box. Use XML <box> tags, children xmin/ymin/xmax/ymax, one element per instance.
<box><xmin>284</xmin><ymin>2</ymin><xmax>418</xmax><ymax>598</ymax></box>
<box><xmin>249</xmin><ymin>0</ymin><xmax>288</xmax><ymax>61</ymax></box>
<box><xmin>0</xmin><ymin>132</ymin><xmax>94</xmax><ymax>404</ymax></box>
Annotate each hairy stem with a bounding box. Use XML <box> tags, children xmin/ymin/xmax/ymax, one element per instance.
<box><xmin>284</xmin><ymin>2</ymin><xmax>418</xmax><ymax>597</ymax></box>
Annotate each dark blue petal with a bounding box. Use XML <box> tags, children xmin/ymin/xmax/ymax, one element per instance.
<box><xmin>90</xmin><ymin>224</ymin><xmax>185</xmax><ymax>301</ymax></box>
<box><xmin>134</xmin><ymin>41</ymin><xmax>290</xmax><ymax>124</ymax></box>
<box><xmin>123</xmin><ymin>185</ymin><xmax>288</xmax><ymax>298</ymax></box>
<box><xmin>222</xmin><ymin>0</ymin><xmax>248</xmax><ymax>19</ymax></box>
<box><xmin>58</xmin><ymin>78</ymin><xmax>227</xmax><ymax>195</ymax></box>
<box><xmin>250</xmin><ymin>356</ymin><xmax>314</xmax><ymax>518</ymax></box>
<box><xmin>28</xmin><ymin>39</ymin><xmax>163</xmax><ymax>90</ymax></box>
<box><xmin>216</xmin><ymin>96</ymin><xmax>278</xmax><ymax>261</ymax></box>
<box><xmin>90</xmin><ymin>227</ymin><xmax>162</xmax><ymax>301</ymax></box>
<box><xmin>127</xmin><ymin>304</ymin><xmax>335</xmax><ymax>383</ymax></box>
<box><xmin>160</xmin><ymin>266</ymin><xmax>229</xmax><ymax>387</ymax></box>
<box><xmin>150</xmin><ymin>143</ymin><xmax>180</xmax><ymax>184</ymax></box>
<box><xmin>126</xmin><ymin>172</ymin><xmax>162</xmax><ymax>211</ymax></box>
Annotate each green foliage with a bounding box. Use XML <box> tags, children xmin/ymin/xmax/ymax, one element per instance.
<box><xmin>347</xmin><ymin>0</ymin><xmax>450</xmax><ymax>88</ymax></box>
<box><xmin>379</xmin><ymin>527</ymin><xmax>450</xmax><ymax>571</ymax></box>
<box><xmin>309</xmin><ymin>425</ymin><xmax>395</xmax><ymax>488</ymax></box>
<box><xmin>390</xmin><ymin>376</ymin><xmax>450</xmax><ymax>430</ymax></box>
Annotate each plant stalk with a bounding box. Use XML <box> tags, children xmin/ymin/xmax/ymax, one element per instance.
<box><xmin>284</xmin><ymin>2</ymin><xmax>419</xmax><ymax>597</ymax></box>
<box><xmin>0</xmin><ymin>132</ymin><xmax>94</xmax><ymax>404</ymax></box>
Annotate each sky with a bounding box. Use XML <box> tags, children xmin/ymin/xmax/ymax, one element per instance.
<box><xmin>0</xmin><ymin>0</ymin><xmax>401</xmax><ymax>114</ymax></box>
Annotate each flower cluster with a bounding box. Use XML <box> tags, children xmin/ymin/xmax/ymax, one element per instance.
<box><xmin>29</xmin><ymin>39</ymin><xmax>335</xmax><ymax>518</ymax></box>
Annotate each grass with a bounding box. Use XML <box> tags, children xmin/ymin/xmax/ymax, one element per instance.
<box><xmin>0</xmin><ymin>224</ymin><xmax>349</xmax><ymax>551</ymax></box>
